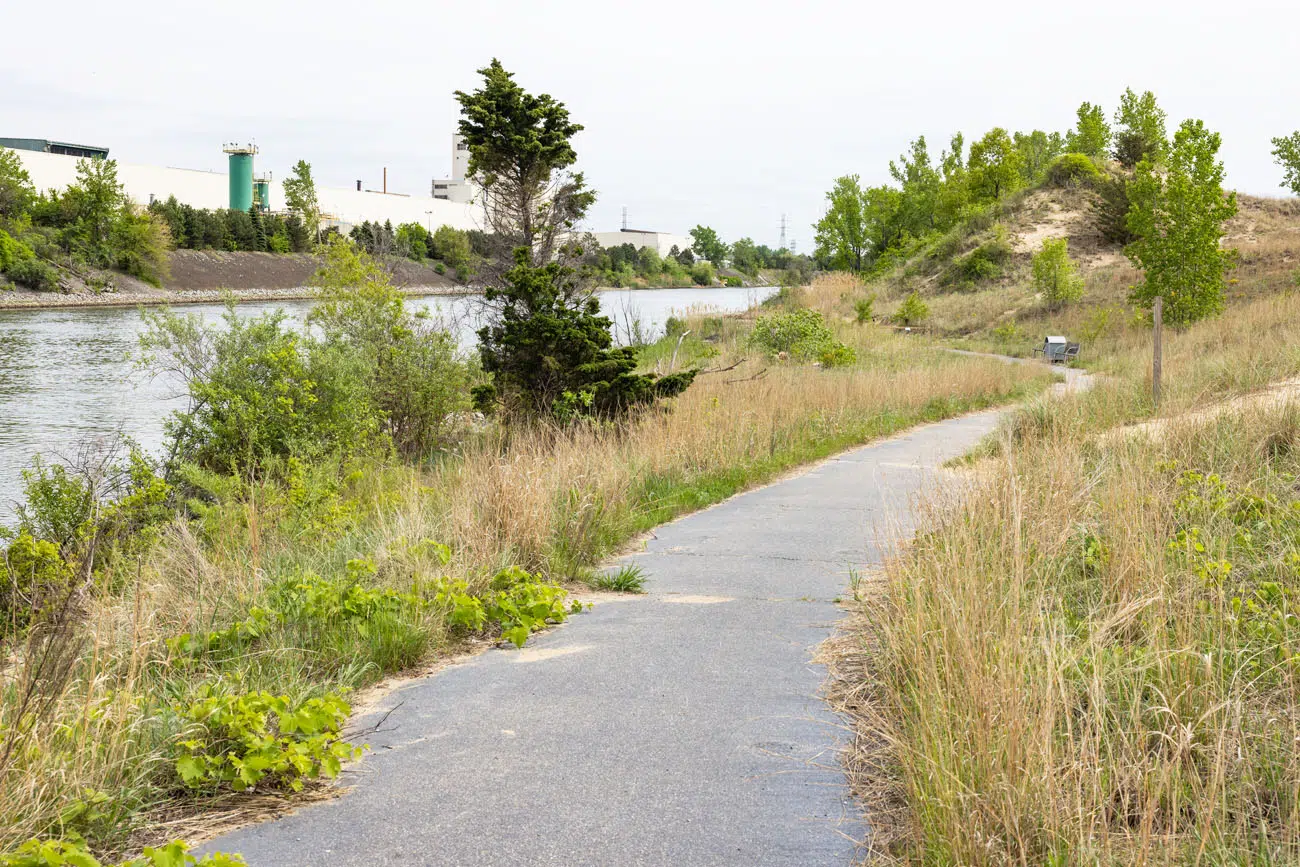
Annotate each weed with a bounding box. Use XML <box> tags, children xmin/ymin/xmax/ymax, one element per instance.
<box><xmin>590</xmin><ymin>564</ymin><xmax>647</xmax><ymax>594</ymax></box>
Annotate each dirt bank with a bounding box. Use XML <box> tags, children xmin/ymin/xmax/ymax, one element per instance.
<box><xmin>0</xmin><ymin>251</ymin><xmax>467</xmax><ymax>310</ymax></box>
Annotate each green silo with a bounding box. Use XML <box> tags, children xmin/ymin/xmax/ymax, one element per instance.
<box><xmin>253</xmin><ymin>176</ymin><xmax>271</xmax><ymax>212</ymax></box>
<box><xmin>223</xmin><ymin>144</ymin><xmax>257</xmax><ymax>211</ymax></box>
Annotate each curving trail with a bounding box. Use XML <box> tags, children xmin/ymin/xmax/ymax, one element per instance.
<box><xmin>203</xmin><ymin>366</ymin><xmax>1089</xmax><ymax>866</ymax></box>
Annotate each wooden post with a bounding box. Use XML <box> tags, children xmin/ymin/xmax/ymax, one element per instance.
<box><xmin>1152</xmin><ymin>296</ymin><xmax>1163</xmax><ymax>409</ymax></box>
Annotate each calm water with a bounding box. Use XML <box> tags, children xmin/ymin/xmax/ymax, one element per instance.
<box><xmin>0</xmin><ymin>285</ymin><xmax>770</xmax><ymax>521</ymax></box>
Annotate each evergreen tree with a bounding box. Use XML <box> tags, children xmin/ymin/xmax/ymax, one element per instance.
<box><xmin>249</xmin><ymin>205</ymin><xmax>267</xmax><ymax>253</ymax></box>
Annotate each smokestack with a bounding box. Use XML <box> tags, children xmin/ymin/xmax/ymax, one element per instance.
<box><xmin>383</xmin><ymin>167</ymin><xmax>387</xmax><ymax>194</ymax></box>
<box><xmin>356</xmin><ymin>180</ymin><xmax>361</xmax><ymax>191</ymax></box>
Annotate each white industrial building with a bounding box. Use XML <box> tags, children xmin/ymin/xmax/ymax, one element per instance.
<box><xmin>589</xmin><ymin>229</ymin><xmax>695</xmax><ymax>257</ymax></box>
<box><xmin>6</xmin><ymin>135</ymin><xmax>691</xmax><ymax>255</ymax></box>
<box><xmin>11</xmin><ymin>147</ymin><xmax>481</xmax><ymax>234</ymax></box>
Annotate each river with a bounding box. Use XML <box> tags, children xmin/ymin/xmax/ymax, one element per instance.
<box><xmin>0</xmin><ymin>285</ymin><xmax>771</xmax><ymax>522</ymax></box>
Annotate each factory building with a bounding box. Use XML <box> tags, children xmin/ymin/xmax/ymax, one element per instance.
<box><xmin>430</xmin><ymin>135</ymin><xmax>477</xmax><ymax>204</ymax></box>
<box><xmin>3</xmin><ymin>134</ymin><xmax>691</xmax><ymax>254</ymax></box>
<box><xmin>8</xmin><ymin>139</ymin><xmax>480</xmax><ymax>234</ymax></box>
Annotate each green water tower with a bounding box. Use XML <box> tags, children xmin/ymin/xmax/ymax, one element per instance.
<box><xmin>223</xmin><ymin>143</ymin><xmax>258</xmax><ymax>211</ymax></box>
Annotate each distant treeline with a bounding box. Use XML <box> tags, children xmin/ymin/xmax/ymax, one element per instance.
<box><xmin>148</xmin><ymin>196</ymin><xmax>313</xmax><ymax>254</ymax></box>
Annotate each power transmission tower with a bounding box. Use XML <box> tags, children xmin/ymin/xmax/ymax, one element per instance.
<box><xmin>622</xmin><ymin>206</ymin><xmax>628</xmax><ymax>231</ymax></box>
<box><xmin>779</xmin><ymin>214</ymin><xmax>788</xmax><ymax>250</ymax></box>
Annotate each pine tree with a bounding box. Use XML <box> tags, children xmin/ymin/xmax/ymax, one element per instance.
<box><xmin>249</xmin><ymin>205</ymin><xmax>267</xmax><ymax>253</ymax></box>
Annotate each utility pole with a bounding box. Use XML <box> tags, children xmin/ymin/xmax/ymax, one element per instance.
<box><xmin>1152</xmin><ymin>296</ymin><xmax>1163</xmax><ymax>409</ymax></box>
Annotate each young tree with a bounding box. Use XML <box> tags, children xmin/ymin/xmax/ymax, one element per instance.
<box><xmin>967</xmin><ymin>128</ymin><xmax>1023</xmax><ymax>203</ymax></box>
<box><xmin>890</xmin><ymin>136</ymin><xmax>941</xmax><ymax>235</ymax></box>
<box><xmin>248</xmin><ymin>205</ymin><xmax>267</xmax><ymax>253</ymax></box>
<box><xmin>283</xmin><ymin>160</ymin><xmax>321</xmax><ymax>247</ymax></box>
<box><xmin>1014</xmin><ymin>130</ymin><xmax>1065</xmax><ymax>184</ymax></box>
<box><xmin>935</xmin><ymin>132</ymin><xmax>971</xmax><ymax>227</ymax></box>
<box><xmin>455</xmin><ymin>59</ymin><xmax>593</xmax><ymax>268</ymax></box>
<box><xmin>1031</xmin><ymin>237</ymin><xmax>1084</xmax><ymax>306</ymax></box>
<box><xmin>813</xmin><ymin>175</ymin><xmax>870</xmax><ymax>271</ymax></box>
<box><xmin>1067</xmin><ymin>102</ymin><xmax>1111</xmax><ymax>160</ymax></box>
<box><xmin>730</xmin><ymin>237</ymin><xmax>760</xmax><ymax>276</ymax></box>
<box><xmin>431</xmin><ymin>225</ymin><xmax>472</xmax><ymax>270</ymax></box>
<box><xmin>0</xmin><ymin>147</ymin><xmax>34</xmax><ymax>219</ymax></box>
<box><xmin>1270</xmin><ymin>131</ymin><xmax>1300</xmax><ymax>196</ymax></box>
<box><xmin>65</xmin><ymin>158</ymin><xmax>127</xmax><ymax>258</ymax></box>
<box><xmin>1113</xmin><ymin>88</ymin><xmax>1167</xmax><ymax>168</ymax></box>
<box><xmin>689</xmin><ymin>225</ymin><xmax>728</xmax><ymax>264</ymax></box>
<box><xmin>1126</xmin><ymin>119</ymin><xmax>1237</xmax><ymax>326</ymax></box>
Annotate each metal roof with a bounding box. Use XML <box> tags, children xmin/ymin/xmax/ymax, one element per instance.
<box><xmin>0</xmin><ymin>137</ymin><xmax>110</xmax><ymax>157</ymax></box>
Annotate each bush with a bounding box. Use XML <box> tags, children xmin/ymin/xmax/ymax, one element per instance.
<box><xmin>431</xmin><ymin>225</ymin><xmax>471</xmax><ymax>270</ymax></box>
<box><xmin>1093</xmin><ymin>173</ymin><xmax>1136</xmax><ymax>246</ymax></box>
<box><xmin>893</xmin><ymin>291</ymin><xmax>930</xmax><ymax>326</ymax></box>
<box><xmin>945</xmin><ymin>229</ymin><xmax>1013</xmax><ymax>287</ymax></box>
<box><xmin>689</xmin><ymin>261</ymin><xmax>715</xmax><ymax>286</ymax></box>
<box><xmin>1044</xmin><ymin>153</ymin><xmax>1101</xmax><ymax>188</ymax></box>
<box><xmin>0</xmin><ymin>532</ymin><xmax>72</xmax><ymax>631</ymax></box>
<box><xmin>1031</xmin><ymin>237</ymin><xmax>1084</xmax><ymax>306</ymax></box>
<box><xmin>5</xmin><ymin>254</ymin><xmax>60</xmax><ymax>291</ymax></box>
<box><xmin>749</xmin><ymin>308</ymin><xmax>853</xmax><ymax>364</ymax></box>
<box><xmin>724</xmin><ymin>275</ymin><xmax>743</xmax><ymax>288</ymax></box>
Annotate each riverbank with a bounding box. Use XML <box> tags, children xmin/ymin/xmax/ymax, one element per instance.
<box><xmin>0</xmin><ymin>282</ymin><xmax>465</xmax><ymax>310</ymax></box>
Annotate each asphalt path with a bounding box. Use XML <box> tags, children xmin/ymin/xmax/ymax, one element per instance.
<box><xmin>205</xmin><ymin>369</ymin><xmax>1087</xmax><ymax>866</ymax></box>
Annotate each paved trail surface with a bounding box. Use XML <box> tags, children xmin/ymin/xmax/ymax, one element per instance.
<box><xmin>204</xmin><ymin>406</ymin><xmax>1025</xmax><ymax>866</ymax></box>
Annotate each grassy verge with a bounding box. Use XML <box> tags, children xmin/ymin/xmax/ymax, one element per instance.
<box><xmin>846</xmin><ymin>296</ymin><xmax>1300</xmax><ymax>864</ymax></box>
<box><xmin>0</xmin><ymin>282</ymin><xmax>1052</xmax><ymax>860</ymax></box>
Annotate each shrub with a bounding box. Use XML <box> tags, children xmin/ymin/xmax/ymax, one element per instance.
<box><xmin>430</xmin><ymin>225</ymin><xmax>471</xmax><ymax>270</ymax></box>
<box><xmin>5</xmin><ymin>254</ymin><xmax>60</xmax><ymax>291</ymax></box>
<box><xmin>0</xmin><ymin>532</ymin><xmax>72</xmax><ymax>631</ymax></box>
<box><xmin>1044</xmin><ymin>153</ymin><xmax>1101</xmax><ymax>188</ymax></box>
<box><xmin>1093</xmin><ymin>173</ymin><xmax>1136</xmax><ymax>245</ymax></box>
<box><xmin>1031</xmin><ymin>237</ymin><xmax>1084</xmax><ymax>306</ymax></box>
<box><xmin>689</xmin><ymin>261</ymin><xmax>715</xmax><ymax>286</ymax></box>
<box><xmin>173</xmin><ymin>687</ymin><xmax>362</xmax><ymax>793</ymax></box>
<box><xmin>946</xmin><ymin>229</ymin><xmax>1013</xmax><ymax>287</ymax></box>
<box><xmin>749</xmin><ymin>308</ymin><xmax>854</xmax><ymax>365</ymax></box>
<box><xmin>854</xmin><ymin>294</ymin><xmax>876</xmax><ymax>323</ymax></box>
<box><xmin>724</xmin><ymin>275</ymin><xmax>743</xmax><ymax>288</ymax></box>
<box><xmin>893</xmin><ymin>291</ymin><xmax>930</xmax><ymax>326</ymax></box>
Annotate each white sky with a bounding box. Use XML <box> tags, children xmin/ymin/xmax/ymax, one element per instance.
<box><xmin>3</xmin><ymin>0</ymin><xmax>1296</xmax><ymax>249</ymax></box>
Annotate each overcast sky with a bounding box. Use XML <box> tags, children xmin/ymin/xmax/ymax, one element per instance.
<box><xmin>3</xmin><ymin>0</ymin><xmax>1296</xmax><ymax>249</ymax></box>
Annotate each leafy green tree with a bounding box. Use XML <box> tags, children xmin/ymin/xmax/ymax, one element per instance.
<box><xmin>0</xmin><ymin>146</ymin><xmax>35</xmax><ymax>219</ymax></box>
<box><xmin>1113</xmin><ymin>88</ymin><xmax>1167</xmax><ymax>168</ymax></box>
<box><xmin>455</xmin><ymin>59</ymin><xmax>593</xmax><ymax>266</ymax></box>
<box><xmin>1032</xmin><ymin>237</ymin><xmax>1084</xmax><ymax>306</ymax></box>
<box><xmin>890</xmin><ymin>136</ymin><xmax>941</xmax><ymax>235</ymax></box>
<box><xmin>473</xmin><ymin>250</ymin><xmax>696</xmax><ymax>420</ymax></box>
<box><xmin>814</xmin><ymin>175</ymin><xmax>870</xmax><ymax>271</ymax></box>
<box><xmin>283</xmin><ymin>160</ymin><xmax>321</xmax><ymax>247</ymax></box>
<box><xmin>730</xmin><ymin>237</ymin><xmax>760</xmax><ymax>276</ymax></box>
<box><xmin>64</xmin><ymin>158</ymin><xmax>127</xmax><ymax>259</ymax></box>
<box><xmin>968</xmin><ymin>128</ymin><xmax>1023</xmax><ymax>203</ymax></box>
<box><xmin>111</xmin><ymin>206</ymin><xmax>172</xmax><ymax>286</ymax></box>
<box><xmin>394</xmin><ymin>222</ymin><xmax>429</xmax><ymax>260</ymax></box>
<box><xmin>1066</xmin><ymin>102</ymin><xmax>1111</xmax><ymax>160</ymax></box>
<box><xmin>689</xmin><ymin>225</ymin><xmax>729</xmax><ymax>264</ymax></box>
<box><xmin>1270</xmin><ymin>131</ymin><xmax>1300</xmax><ymax>196</ymax></box>
<box><xmin>935</xmin><ymin>133</ymin><xmax>971</xmax><ymax>226</ymax></box>
<box><xmin>1126</xmin><ymin>119</ymin><xmax>1237</xmax><ymax>326</ymax></box>
<box><xmin>1013</xmin><ymin>130</ymin><xmax>1065</xmax><ymax>184</ymax></box>
<box><xmin>431</xmin><ymin>225</ymin><xmax>472</xmax><ymax>270</ymax></box>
